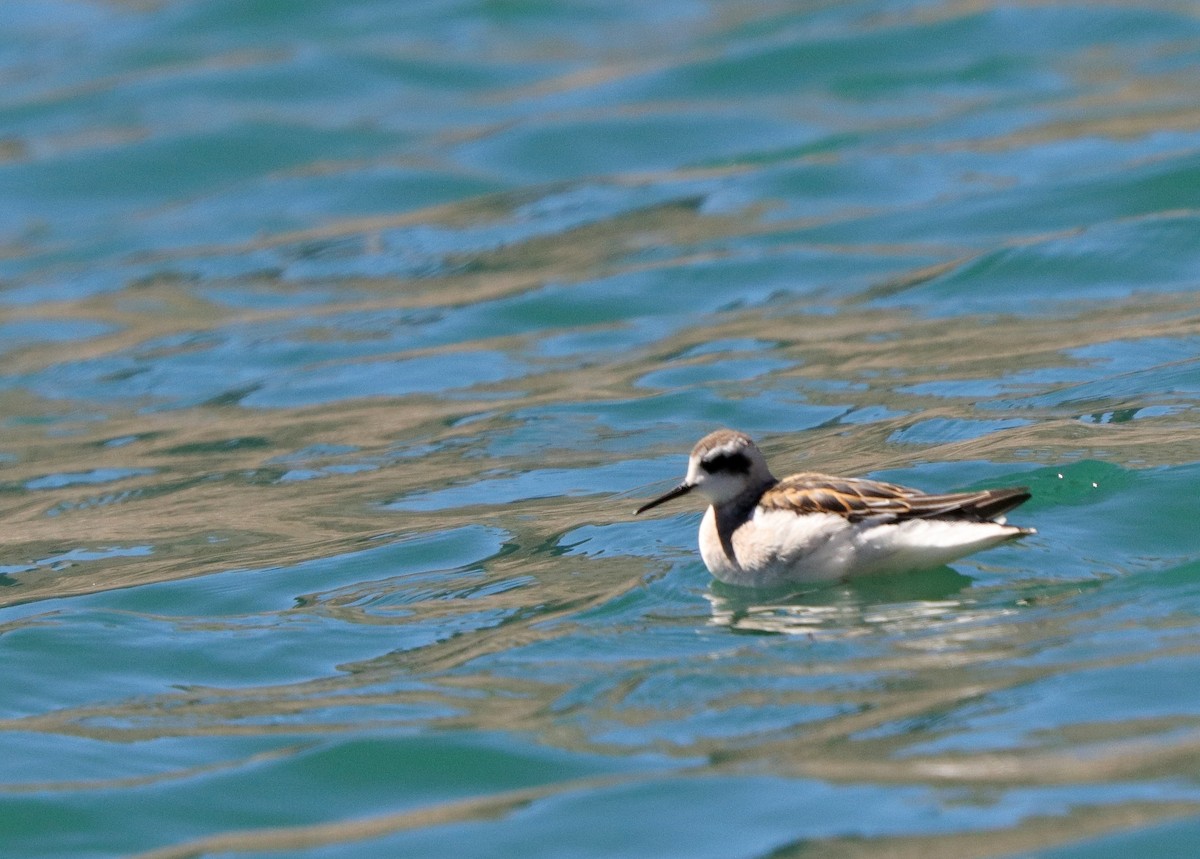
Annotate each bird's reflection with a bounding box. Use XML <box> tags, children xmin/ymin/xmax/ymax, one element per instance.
<box><xmin>705</xmin><ymin>565</ymin><xmax>977</xmax><ymax>636</ymax></box>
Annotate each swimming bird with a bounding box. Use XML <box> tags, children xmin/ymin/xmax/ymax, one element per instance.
<box><xmin>635</xmin><ymin>429</ymin><xmax>1034</xmax><ymax>586</ymax></box>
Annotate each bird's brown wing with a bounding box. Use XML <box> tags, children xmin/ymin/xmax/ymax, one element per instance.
<box><xmin>758</xmin><ymin>472</ymin><xmax>1031</xmax><ymax>524</ymax></box>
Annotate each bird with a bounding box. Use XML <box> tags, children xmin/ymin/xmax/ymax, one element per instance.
<box><xmin>634</xmin><ymin>429</ymin><xmax>1034</xmax><ymax>587</ymax></box>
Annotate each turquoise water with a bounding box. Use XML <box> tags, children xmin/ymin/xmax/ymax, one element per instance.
<box><xmin>2</xmin><ymin>1</ymin><xmax>1200</xmax><ymax>856</ymax></box>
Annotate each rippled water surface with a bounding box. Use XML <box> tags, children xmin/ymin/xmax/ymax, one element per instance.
<box><xmin>3</xmin><ymin>2</ymin><xmax>1200</xmax><ymax>856</ymax></box>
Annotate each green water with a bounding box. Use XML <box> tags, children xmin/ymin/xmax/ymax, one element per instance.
<box><xmin>2</xmin><ymin>1</ymin><xmax>1200</xmax><ymax>856</ymax></box>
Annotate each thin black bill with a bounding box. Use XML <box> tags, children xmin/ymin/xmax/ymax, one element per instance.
<box><xmin>634</xmin><ymin>482</ymin><xmax>695</xmax><ymax>515</ymax></box>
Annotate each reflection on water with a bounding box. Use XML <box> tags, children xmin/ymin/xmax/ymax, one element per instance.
<box><xmin>705</xmin><ymin>566</ymin><xmax>980</xmax><ymax>636</ymax></box>
<box><xmin>3</xmin><ymin>0</ymin><xmax>1200</xmax><ymax>856</ymax></box>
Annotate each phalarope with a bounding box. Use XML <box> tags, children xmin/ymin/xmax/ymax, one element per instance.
<box><xmin>635</xmin><ymin>429</ymin><xmax>1034</xmax><ymax>586</ymax></box>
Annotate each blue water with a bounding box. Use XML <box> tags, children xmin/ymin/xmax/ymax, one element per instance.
<box><xmin>3</xmin><ymin>1</ymin><xmax>1200</xmax><ymax>856</ymax></box>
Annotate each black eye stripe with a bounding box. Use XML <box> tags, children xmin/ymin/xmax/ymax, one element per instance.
<box><xmin>700</xmin><ymin>452</ymin><xmax>751</xmax><ymax>474</ymax></box>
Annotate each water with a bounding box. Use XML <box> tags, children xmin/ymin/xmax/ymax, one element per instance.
<box><xmin>2</xmin><ymin>1</ymin><xmax>1200</xmax><ymax>856</ymax></box>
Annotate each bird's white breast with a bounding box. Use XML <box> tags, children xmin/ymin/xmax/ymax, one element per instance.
<box><xmin>700</xmin><ymin>506</ymin><xmax>854</xmax><ymax>586</ymax></box>
<box><xmin>699</xmin><ymin>504</ymin><xmax>1023</xmax><ymax>586</ymax></box>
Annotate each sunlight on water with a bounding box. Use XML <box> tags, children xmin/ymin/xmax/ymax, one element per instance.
<box><xmin>1</xmin><ymin>1</ymin><xmax>1200</xmax><ymax>856</ymax></box>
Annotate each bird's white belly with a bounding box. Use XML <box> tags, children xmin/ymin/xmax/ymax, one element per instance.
<box><xmin>700</xmin><ymin>506</ymin><xmax>1021</xmax><ymax>586</ymax></box>
<box><xmin>700</xmin><ymin>507</ymin><xmax>854</xmax><ymax>586</ymax></box>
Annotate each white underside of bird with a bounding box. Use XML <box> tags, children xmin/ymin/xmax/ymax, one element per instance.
<box><xmin>699</xmin><ymin>505</ymin><xmax>1024</xmax><ymax>587</ymax></box>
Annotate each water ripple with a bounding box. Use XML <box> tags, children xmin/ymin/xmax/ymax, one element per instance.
<box><xmin>3</xmin><ymin>1</ymin><xmax>1200</xmax><ymax>856</ymax></box>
